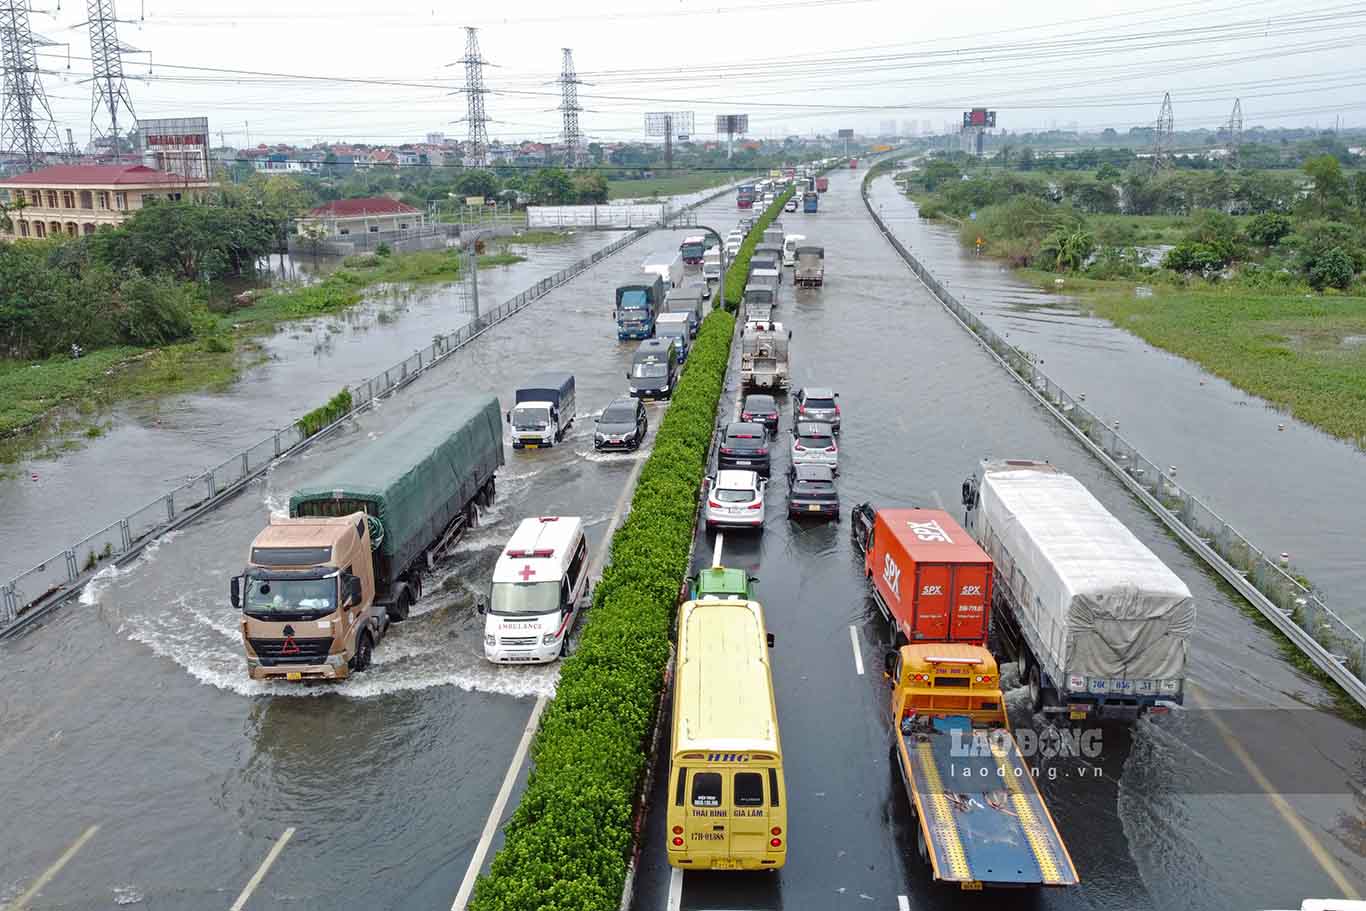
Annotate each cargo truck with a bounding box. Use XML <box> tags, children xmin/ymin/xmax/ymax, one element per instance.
<box><xmin>815</xmin><ymin>176</ymin><xmax>829</xmax><ymax>193</ymax></box>
<box><xmin>642</xmin><ymin>250</ymin><xmax>684</xmax><ymax>290</ymax></box>
<box><xmin>616</xmin><ymin>273</ymin><xmax>665</xmax><ymax>340</ymax></box>
<box><xmin>886</xmin><ymin>643</ymin><xmax>1080</xmax><ymax>890</ymax></box>
<box><xmin>507</xmin><ymin>373</ymin><xmax>576</xmax><ymax>449</ymax></box>
<box><xmin>962</xmin><ymin>459</ymin><xmax>1195</xmax><ymax>720</ymax></box>
<box><xmin>740</xmin><ymin>320</ymin><xmax>790</xmax><ymax>391</ymax></box>
<box><xmin>794</xmin><ymin>246</ymin><xmax>824</xmax><ymax>287</ymax></box>
<box><xmin>679</xmin><ymin>234</ymin><xmax>707</xmax><ymax>266</ymax></box>
<box><xmin>852</xmin><ymin>506</ymin><xmax>992</xmax><ymax>646</ymax></box>
<box><xmin>664</xmin><ymin>286</ymin><xmax>706</xmax><ymax>337</ymax></box>
<box><xmin>802</xmin><ymin>191</ymin><xmax>819</xmax><ymax>213</ymax></box>
<box><xmin>232</xmin><ymin>397</ymin><xmax>503</xmax><ymax>681</ymax></box>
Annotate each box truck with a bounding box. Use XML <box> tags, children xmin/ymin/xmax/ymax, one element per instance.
<box><xmin>615</xmin><ymin>273</ymin><xmax>665</xmax><ymax>340</ymax></box>
<box><xmin>507</xmin><ymin>372</ymin><xmax>576</xmax><ymax>449</ymax></box>
<box><xmin>232</xmin><ymin>397</ymin><xmax>503</xmax><ymax>681</ymax></box>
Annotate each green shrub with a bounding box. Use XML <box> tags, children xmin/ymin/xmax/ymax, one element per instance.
<box><xmin>297</xmin><ymin>386</ymin><xmax>353</xmax><ymax>437</ymax></box>
<box><xmin>1308</xmin><ymin>246</ymin><xmax>1354</xmax><ymax>291</ymax></box>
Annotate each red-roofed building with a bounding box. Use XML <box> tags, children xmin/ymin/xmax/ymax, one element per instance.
<box><xmin>297</xmin><ymin>196</ymin><xmax>424</xmax><ymax>238</ymax></box>
<box><xmin>0</xmin><ymin>163</ymin><xmax>214</xmax><ymax>240</ymax></box>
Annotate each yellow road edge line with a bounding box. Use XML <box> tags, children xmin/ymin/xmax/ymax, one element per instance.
<box><xmin>4</xmin><ymin>824</ymin><xmax>99</xmax><ymax>911</ymax></box>
<box><xmin>1191</xmin><ymin>689</ymin><xmax>1361</xmax><ymax>900</ymax></box>
<box><xmin>915</xmin><ymin>741</ymin><xmax>972</xmax><ymax>880</ymax></box>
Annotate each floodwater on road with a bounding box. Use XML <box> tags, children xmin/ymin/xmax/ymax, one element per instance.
<box><xmin>0</xmin><ymin>229</ymin><xmax>626</xmax><ymax>585</ymax></box>
<box><xmin>868</xmin><ymin>175</ymin><xmax>1366</xmax><ymax>628</ymax></box>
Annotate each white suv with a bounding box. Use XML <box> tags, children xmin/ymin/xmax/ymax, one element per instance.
<box><xmin>790</xmin><ymin>421</ymin><xmax>839</xmax><ymax>473</ymax></box>
<box><xmin>703</xmin><ymin>470</ymin><xmax>767</xmax><ymax>531</ymax></box>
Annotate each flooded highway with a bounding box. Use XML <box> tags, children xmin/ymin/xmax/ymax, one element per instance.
<box><xmin>0</xmin><ymin>207</ymin><xmax>725</xmax><ymax>908</ymax></box>
<box><xmin>0</xmin><ymin>229</ymin><xmax>627</xmax><ymax>587</ymax></box>
<box><xmin>867</xmin><ymin>176</ymin><xmax>1366</xmax><ymax>627</ymax></box>
<box><xmin>629</xmin><ymin>166</ymin><xmax>1366</xmax><ymax>911</ymax></box>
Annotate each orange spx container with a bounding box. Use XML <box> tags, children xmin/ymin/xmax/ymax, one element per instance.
<box><xmin>862</xmin><ymin>508</ymin><xmax>993</xmax><ymax>645</ymax></box>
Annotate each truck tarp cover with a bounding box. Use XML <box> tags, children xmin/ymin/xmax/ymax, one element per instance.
<box><xmin>290</xmin><ymin>396</ymin><xmax>504</xmax><ymax>580</ymax></box>
<box><xmin>796</xmin><ymin>246</ymin><xmax>824</xmax><ymax>257</ymax></box>
<box><xmin>980</xmin><ymin>466</ymin><xmax>1194</xmax><ymax>681</ymax></box>
<box><xmin>515</xmin><ymin>373</ymin><xmax>574</xmax><ymax>405</ymax></box>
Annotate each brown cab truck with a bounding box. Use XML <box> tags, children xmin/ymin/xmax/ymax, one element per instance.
<box><xmin>231</xmin><ymin>396</ymin><xmax>504</xmax><ymax>681</ymax></box>
<box><xmin>851</xmin><ymin>505</ymin><xmax>992</xmax><ymax>647</ymax></box>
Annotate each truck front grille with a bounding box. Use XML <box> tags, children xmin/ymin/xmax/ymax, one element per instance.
<box><xmin>248</xmin><ymin>636</ymin><xmax>333</xmax><ymax>665</ymax></box>
<box><xmin>500</xmin><ymin>636</ymin><xmax>538</xmax><ymax>646</ymax></box>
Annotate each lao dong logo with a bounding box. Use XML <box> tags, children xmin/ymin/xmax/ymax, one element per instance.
<box><xmin>950</xmin><ymin>726</ymin><xmax>1103</xmax><ymax>761</ymax></box>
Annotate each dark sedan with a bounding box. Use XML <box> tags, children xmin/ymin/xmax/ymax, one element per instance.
<box><xmin>594</xmin><ymin>396</ymin><xmax>648</xmax><ymax>451</ymax></box>
<box><xmin>740</xmin><ymin>394</ymin><xmax>780</xmax><ymax>433</ymax></box>
<box><xmin>787</xmin><ymin>463</ymin><xmax>839</xmax><ymax>519</ymax></box>
<box><xmin>718</xmin><ymin>421</ymin><xmax>771</xmax><ymax>476</ymax></box>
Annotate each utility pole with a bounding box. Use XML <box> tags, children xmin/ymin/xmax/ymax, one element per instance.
<box><xmin>663</xmin><ymin>113</ymin><xmax>673</xmax><ymax>173</ymax></box>
<box><xmin>82</xmin><ymin>0</ymin><xmax>145</xmax><ymax>161</ymax></box>
<box><xmin>1227</xmin><ymin>98</ymin><xmax>1243</xmax><ymax>168</ymax></box>
<box><xmin>0</xmin><ymin>0</ymin><xmax>64</xmax><ymax>171</ymax></box>
<box><xmin>455</xmin><ymin>27</ymin><xmax>491</xmax><ymax>168</ymax></box>
<box><xmin>1152</xmin><ymin>92</ymin><xmax>1174</xmax><ymax>172</ymax></box>
<box><xmin>558</xmin><ymin>48</ymin><xmax>584</xmax><ymax>167</ymax></box>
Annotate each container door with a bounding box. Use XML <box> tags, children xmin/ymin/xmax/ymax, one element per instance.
<box><xmin>949</xmin><ymin>564</ymin><xmax>990</xmax><ymax>643</ymax></box>
<box><xmin>685</xmin><ymin>769</ymin><xmax>730</xmax><ymax>863</ymax></box>
<box><xmin>729</xmin><ymin>769</ymin><xmax>770</xmax><ymax>862</ymax></box>
<box><xmin>913</xmin><ymin>563</ymin><xmax>951</xmax><ymax>640</ymax></box>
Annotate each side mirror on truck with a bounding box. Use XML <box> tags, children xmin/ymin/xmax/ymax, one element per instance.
<box><xmin>345</xmin><ymin>574</ymin><xmax>362</xmax><ymax>607</ymax></box>
<box><xmin>475</xmin><ymin>594</ymin><xmax>488</xmax><ymax>615</ymax></box>
<box><xmin>229</xmin><ymin>576</ymin><xmax>241</xmax><ymax>609</ymax></box>
<box><xmin>884</xmin><ymin>651</ymin><xmax>898</xmax><ymax>681</ymax></box>
<box><xmin>766</xmin><ymin>632</ymin><xmax>776</xmax><ymax>648</ymax></box>
<box><xmin>505</xmin><ymin>411</ymin><xmax>511</xmax><ymax>424</ymax></box>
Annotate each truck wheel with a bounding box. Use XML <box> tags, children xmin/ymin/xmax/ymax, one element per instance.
<box><xmin>388</xmin><ymin>588</ymin><xmax>411</xmax><ymax>623</ymax></box>
<box><xmin>352</xmin><ymin>631</ymin><xmax>374</xmax><ymax>672</ymax></box>
<box><xmin>1028</xmin><ymin>665</ymin><xmax>1044</xmax><ymax>714</ymax></box>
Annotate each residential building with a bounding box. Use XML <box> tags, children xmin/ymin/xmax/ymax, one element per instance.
<box><xmin>295</xmin><ymin>197</ymin><xmax>424</xmax><ymax>238</ymax></box>
<box><xmin>0</xmin><ymin>163</ymin><xmax>215</xmax><ymax>240</ymax></box>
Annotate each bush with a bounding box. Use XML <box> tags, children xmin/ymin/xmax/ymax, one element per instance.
<box><xmin>1308</xmin><ymin>246</ymin><xmax>1354</xmax><ymax>291</ymax></box>
<box><xmin>297</xmin><ymin>386</ymin><xmax>353</xmax><ymax>437</ymax></box>
<box><xmin>1163</xmin><ymin>242</ymin><xmax>1224</xmax><ymax>277</ymax></box>
<box><xmin>115</xmin><ymin>273</ymin><xmax>202</xmax><ymax>347</ymax></box>
<box><xmin>1246</xmin><ymin>212</ymin><xmax>1292</xmax><ymax>248</ymax></box>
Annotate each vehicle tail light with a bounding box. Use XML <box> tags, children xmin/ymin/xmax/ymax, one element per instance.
<box><xmin>672</xmin><ymin>826</ymin><xmax>684</xmax><ymax>835</ymax></box>
<box><xmin>770</xmin><ymin>837</ymin><xmax>783</xmax><ymax>848</ymax></box>
<box><xmin>757</xmin><ymin>448</ymin><xmax>768</xmax><ymax>456</ymax></box>
<box><xmin>672</xmin><ymin>837</ymin><xmax>684</xmax><ymax>846</ymax></box>
<box><xmin>794</xmin><ymin>444</ymin><xmax>806</xmax><ymax>451</ymax></box>
<box><xmin>771</xmin><ymin>827</ymin><xmax>782</xmax><ymax>836</ymax></box>
<box><xmin>741</xmin><ymin>412</ymin><xmax>752</xmax><ymax>420</ymax></box>
<box><xmin>720</xmin><ymin>447</ymin><xmax>735</xmax><ymax>455</ymax></box>
<box><xmin>825</xmin><ymin>446</ymin><xmax>837</xmax><ymax>453</ymax></box>
<box><xmin>833</xmin><ymin>405</ymin><xmax>840</xmax><ymax>413</ymax></box>
<box><xmin>747</xmin><ymin>502</ymin><xmax>762</xmax><ymax>510</ymax></box>
<box><xmin>708</xmin><ymin>500</ymin><xmax>722</xmax><ymax>508</ymax></box>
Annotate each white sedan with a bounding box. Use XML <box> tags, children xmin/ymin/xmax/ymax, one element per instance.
<box><xmin>784</xmin><ymin>197</ymin><xmax>798</xmax><ymax>213</ymax></box>
<box><xmin>703</xmin><ymin>470</ymin><xmax>767</xmax><ymax>530</ymax></box>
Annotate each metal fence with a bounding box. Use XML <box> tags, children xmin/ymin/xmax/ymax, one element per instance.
<box><xmin>860</xmin><ymin>172</ymin><xmax>1366</xmax><ymax>710</ymax></box>
<box><xmin>0</xmin><ymin>174</ymin><xmax>749</xmax><ymax>637</ymax></box>
<box><xmin>0</xmin><ymin>228</ymin><xmax>650</xmax><ymax>635</ymax></box>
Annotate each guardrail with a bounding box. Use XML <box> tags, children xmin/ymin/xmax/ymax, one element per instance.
<box><xmin>0</xmin><ymin>228</ymin><xmax>650</xmax><ymax>637</ymax></box>
<box><xmin>860</xmin><ymin>166</ymin><xmax>1366</xmax><ymax>711</ymax></box>
<box><xmin>1</xmin><ymin>176</ymin><xmax>747</xmax><ymax>639</ymax></box>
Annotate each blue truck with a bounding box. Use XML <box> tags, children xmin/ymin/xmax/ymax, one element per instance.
<box><xmin>615</xmin><ymin>273</ymin><xmax>665</xmax><ymax>340</ymax></box>
<box><xmin>802</xmin><ymin>191</ymin><xmax>819</xmax><ymax>214</ymax></box>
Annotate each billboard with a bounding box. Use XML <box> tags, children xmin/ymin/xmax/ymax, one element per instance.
<box><xmin>715</xmin><ymin>114</ymin><xmax>749</xmax><ymax>135</ymax></box>
<box><xmin>645</xmin><ymin>112</ymin><xmax>695</xmax><ymax>139</ymax></box>
<box><xmin>136</xmin><ymin>116</ymin><xmax>211</xmax><ymax>180</ymax></box>
<box><xmin>962</xmin><ymin>109</ymin><xmax>997</xmax><ymax>128</ymax></box>
<box><xmin>837</xmin><ymin>128</ymin><xmax>854</xmax><ymax>139</ymax></box>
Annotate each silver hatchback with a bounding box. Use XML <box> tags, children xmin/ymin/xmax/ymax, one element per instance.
<box><xmin>791</xmin><ymin>421</ymin><xmax>839</xmax><ymax>473</ymax></box>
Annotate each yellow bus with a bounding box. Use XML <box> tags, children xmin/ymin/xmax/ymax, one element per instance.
<box><xmin>667</xmin><ymin>598</ymin><xmax>787</xmax><ymax>871</ymax></box>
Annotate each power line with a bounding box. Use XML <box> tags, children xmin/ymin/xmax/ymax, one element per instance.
<box><xmin>0</xmin><ymin>0</ymin><xmax>63</xmax><ymax>169</ymax></box>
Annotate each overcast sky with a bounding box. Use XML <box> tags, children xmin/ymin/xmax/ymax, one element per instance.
<box><xmin>28</xmin><ymin>0</ymin><xmax>1366</xmax><ymax>148</ymax></box>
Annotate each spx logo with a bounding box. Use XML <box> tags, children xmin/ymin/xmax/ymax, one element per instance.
<box><xmin>907</xmin><ymin>519</ymin><xmax>953</xmax><ymax>543</ymax></box>
<box><xmin>921</xmin><ymin>584</ymin><xmax>943</xmax><ymax>596</ymax></box>
<box><xmin>961</xmin><ymin>585</ymin><xmax>983</xmax><ymax>596</ymax></box>
<box><xmin>882</xmin><ymin>554</ymin><xmax>902</xmax><ymax>600</ymax></box>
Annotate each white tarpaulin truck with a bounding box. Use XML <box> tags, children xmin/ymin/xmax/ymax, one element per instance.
<box><xmin>794</xmin><ymin>246</ymin><xmax>824</xmax><ymax>287</ymax></box>
<box><xmin>740</xmin><ymin>320</ymin><xmax>790</xmax><ymax>391</ymax></box>
<box><xmin>963</xmin><ymin>459</ymin><xmax>1194</xmax><ymax>721</ymax></box>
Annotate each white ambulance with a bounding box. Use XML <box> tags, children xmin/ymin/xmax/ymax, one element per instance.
<box><xmin>480</xmin><ymin>516</ymin><xmax>589</xmax><ymax>663</ymax></box>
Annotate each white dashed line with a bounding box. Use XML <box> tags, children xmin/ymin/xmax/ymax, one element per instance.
<box><xmin>4</xmin><ymin>825</ymin><xmax>99</xmax><ymax>911</ymax></box>
<box><xmin>229</xmin><ymin>827</ymin><xmax>294</xmax><ymax>911</ymax></box>
<box><xmin>667</xmin><ymin>867</ymin><xmax>684</xmax><ymax>911</ymax></box>
<box><xmin>849</xmin><ymin>625</ymin><xmax>864</xmax><ymax>675</ymax></box>
<box><xmin>898</xmin><ymin>896</ymin><xmax>911</xmax><ymax>911</ymax></box>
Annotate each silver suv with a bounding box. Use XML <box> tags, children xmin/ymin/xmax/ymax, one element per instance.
<box><xmin>791</xmin><ymin>420</ymin><xmax>839</xmax><ymax>473</ymax></box>
<box><xmin>793</xmin><ymin>386</ymin><xmax>840</xmax><ymax>432</ymax></box>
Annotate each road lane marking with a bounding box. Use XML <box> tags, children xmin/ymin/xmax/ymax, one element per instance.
<box><xmin>1191</xmin><ymin>688</ymin><xmax>1361</xmax><ymax>899</ymax></box>
<box><xmin>897</xmin><ymin>897</ymin><xmax>911</xmax><ymax>911</ymax></box>
<box><xmin>229</xmin><ymin>827</ymin><xmax>294</xmax><ymax>911</ymax></box>
<box><xmin>452</xmin><ymin>447</ymin><xmax>649</xmax><ymax>911</ymax></box>
<box><xmin>4</xmin><ymin>824</ymin><xmax>99</xmax><ymax>911</ymax></box>
<box><xmin>849</xmin><ymin>625</ymin><xmax>864</xmax><ymax>675</ymax></box>
<box><xmin>667</xmin><ymin>867</ymin><xmax>683</xmax><ymax>911</ymax></box>
<box><xmin>712</xmin><ymin>533</ymin><xmax>724</xmax><ymax>568</ymax></box>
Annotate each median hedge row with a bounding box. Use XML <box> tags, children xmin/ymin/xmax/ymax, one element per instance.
<box><xmin>469</xmin><ymin>193</ymin><xmax>792</xmax><ymax>911</ymax></box>
<box><xmin>720</xmin><ymin>187</ymin><xmax>796</xmax><ymax>312</ymax></box>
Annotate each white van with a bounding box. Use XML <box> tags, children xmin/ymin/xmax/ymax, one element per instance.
<box><xmin>480</xmin><ymin>516</ymin><xmax>589</xmax><ymax>663</ymax></box>
<box><xmin>783</xmin><ymin>234</ymin><xmax>805</xmax><ymax>267</ymax></box>
<box><xmin>641</xmin><ymin>251</ymin><xmax>684</xmax><ymax>289</ymax></box>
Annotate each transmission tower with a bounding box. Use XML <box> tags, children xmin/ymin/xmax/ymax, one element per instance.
<box><xmin>558</xmin><ymin>48</ymin><xmax>584</xmax><ymax>167</ymax></box>
<box><xmin>1151</xmin><ymin>91</ymin><xmax>1174</xmax><ymax>171</ymax></box>
<box><xmin>1227</xmin><ymin>98</ymin><xmax>1243</xmax><ymax>167</ymax></box>
<box><xmin>0</xmin><ymin>0</ymin><xmax>64</xmax><ymax>170</ymax></box>
<box><xmin>455</xmin><ymin>27</ymin><xmax>491</xmax><ymax>167</ymax></box>
<box><xmin>84</xmin><ymin>0</ymin><xmax>145</xmax><ymax>159</ymax></box>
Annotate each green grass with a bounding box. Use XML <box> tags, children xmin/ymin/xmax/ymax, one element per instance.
<box><xmin>607</xmin><ymin>171</ymin><xmax>742</xmax><ymax>200</ymax></box>
<box><xmin>1055</xmin><ymin>281</ymin><xmax>1366</xmax><ymax>447</ymax></box>
<box><xmin>501</xmin><ymin>230</ymin><xmax>573</xmax><ymax>246</ymax></box>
